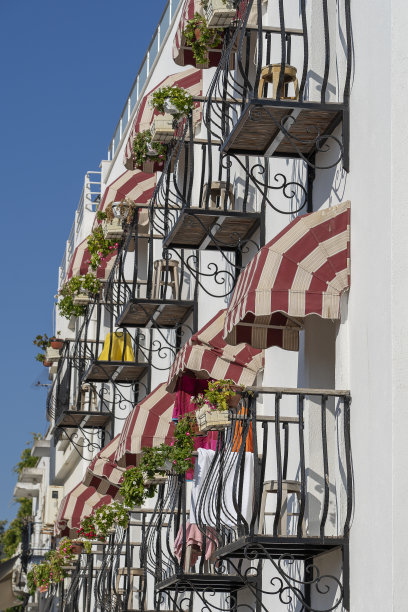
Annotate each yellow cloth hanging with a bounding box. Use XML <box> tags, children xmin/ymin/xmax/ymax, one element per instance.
<box><xmin>98</xmin><ymin>331</ymin><xmax>136</xmax><ymax>362</ymax></box>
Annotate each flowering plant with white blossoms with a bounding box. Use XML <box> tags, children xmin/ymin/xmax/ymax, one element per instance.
<box><xmin>93</xmin><ymin>502</ymin><xmax>129</xmax><ymax>538</ymax></box>
<box><xmin>151</xmin><ymin>85</ymin><xmax>194</xmax><ymax>120</ymax></box>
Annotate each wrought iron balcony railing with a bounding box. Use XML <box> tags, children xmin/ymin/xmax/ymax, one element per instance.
<box><xmin>141</xmin><ymin>386</ymin><xmax>352</xmax><ymax>612</ymax></box>
<box><xmin>204</xmin><ymin>0</ymin><xmax>352</xmax><ymax>171</ymax></box>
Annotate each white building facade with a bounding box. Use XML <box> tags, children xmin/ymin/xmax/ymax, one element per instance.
<box><xmin>8</xmin><ymin>0</ymin><xmax>407</xmax><ymax>611</ymax></box>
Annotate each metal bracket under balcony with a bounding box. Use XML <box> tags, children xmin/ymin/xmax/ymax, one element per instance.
<box><xmin>55</xmin><ymin>409</ymin><xmax>111</xmax><ymax>429</ymax></box>
<box><xmin>163</xmin><ymin>208</ymin><xmax>261</xmax><ymax>250</ymax></box>
<box><xmin>221</xmin><ymin>100</ymin><xmax>344</xmax><ymax>161</ymax></box>
<box><xmin>215</xmin><ymin>534</ymin><xmax>347</xmax><ymax>561</ymax></box>
<box><xmin>155</xmin><ymin>572</ymin><xmax>247</xmax><ymax>593</ymax></box>
<box><xmin>116</xmin><ymin>299</ymin><xmax>195</xmax><ymax>328</ymax></box>
<box><xmin>82</xmin><ymin>360</ymin><xmax>148</xmax><ymax>383</ymax></box>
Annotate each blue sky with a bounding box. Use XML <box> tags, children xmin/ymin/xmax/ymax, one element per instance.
<box><xmin>0</xmin><ymin>0</ymin><xmax>167</xmax><ymax>523</ymax></box>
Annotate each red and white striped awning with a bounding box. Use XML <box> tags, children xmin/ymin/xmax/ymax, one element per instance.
<box><xmin>55</xmin><ymin>482</ymin><xmax>115</xmax><ymax>535</ymax></box>
<box><xmin>65</xmin><ymin>236</ymin><xmax>117</xmax><ymax>282</ymax></box>
<box><xmin>114</xmin><ymin>383</ymin><xmax>176</xmax><ymax>468</ymax></box>
<box><xmin>82</xmin><ymin>435</ymin><xmax>125</xmax><ymax>497</ymax></box>
<box><xmin>96</xmin><ymin>169</ymin><xmax>156</xmax><ymax>219</ymax></box>
<box><xmin>123</xmin><ymin>68</ymin><xmax>202</xmax><ymax>170</ymax></box>
<box><xmin>167</xmin><ymin>309</ymin><xmax>264</xmax><ymax>392</ymax></box>
<box><xmin>173</xmin><ymin>0</ymin><xmax>223</xmax><ymax>67</ymax></box>
<box><xmin>223</xmin><ymin>201</ymin><xmax>351</xmax><ymax>350</ymax></box>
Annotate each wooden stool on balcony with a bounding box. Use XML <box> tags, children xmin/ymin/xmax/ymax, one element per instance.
<box><xmin>202</xmin><ymin>181</ymin><xmax>235</xmax><ymax>210</ymax></box>
<box><xmin>152</xmin><ymin>259</ymin><xmax>180</xmax><ymax>300</ymax></box>
<box><xmin>258</xmin><ymin>479</ymin><xmax>305</xmax><ymax>536</ymax></box>
<box><xmin>115</xmin><ymin>567</ymin><xmax>144</xmax><ymax>609</ymax></box>
<box><xmin>258</xmin><ymin>64</ymin><xmax>299</xmax><ymax>100</ymax></box>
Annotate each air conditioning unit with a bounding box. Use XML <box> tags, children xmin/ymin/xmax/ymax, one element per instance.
<box><xmin>42</xmin><ymin>486</ymin><xmax>64</xmax><ymax>527</ymax></box>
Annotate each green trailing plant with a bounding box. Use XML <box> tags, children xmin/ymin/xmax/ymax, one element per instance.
<box><xmin>86</xmin><ymin>226</ymin><xmax>118</xmax><ymax>271</ymax></box>
<box><xmin>191</xmin><ymin>379</ymin><xmax>239</xmax><ymax>411</ymax></box>
<box><xmin>151</xmin><ymin>86</ymin><xmax>194</xmax><ymax>120</ymax></box>
<box><xmin>33</xmin><ymin>334</ymin><xmax>50</xmax><ymax>352</ymax></box>
<box><xmin>183</xmin><ymin>13</ymin><xmax>222</xmax><ymax>65</ymax></box>
<box><xmin>132</xmin><ymin>130</ymin><xmax>167</xmax><ymax>168</ymax></box>
<box><xmin>57</xmin><ymin>274</ymin><xmax>101</xmax><ymax>319</ymax></box>
<box><xmin>96</xmin><ymin>210</ymin><xmax>107</xmax><ymax>222</ymax></box>
<box><xmin>120</xmin><ymin>414</ymin><xmax>196</xmax><ymax>508</ymax></box>
<box><xmin>33</xmin><ymin>334</ymin><xmax>50</xmax><ymax>363</ymax></box>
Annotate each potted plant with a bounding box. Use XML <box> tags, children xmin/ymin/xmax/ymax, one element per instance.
<box><xmin>57</xmin><ymin>273</ymin><xmax>101</xmax><ymax>318</ymax></box>
<box><xmin>58</xmin><ymin>536</ymin><xmax>92</xmax><ymax>556</ymax></box>
<box><xmin>120</xmin><ymin>415</ymin><xmax>196</xmax><ymax>507</ymax></box>
<box><xmin>87</xmin><ymin>225</ymin><xmax>119</xmax><ymax>269</ymax></box>
<box><xmin>192</xmin><ymin>379</ymin><xmax>241</xmax><ymax>433</ymax></box>
<box><xmin>151</xmin><ymin>85</ymin><xmax>194</xmax><ymax>120</ymax></box>
<box><xmin>131</xmin><ymin>130</ymin><xmax>167</xmax><ymax>173</ymax></box>
<box><xmin>33</xmin><ymin>334</ymin><xmax>50</xmax><ymax>364</ymax></box>
<box><xmin>182</xmin><ymin>13</ymin><xmax>223</xmax><ymax>67</ymax></box>
<box><xmin>201</xmin><ymin>0</ymin><xmax>237</xmax><ymax>28</ymax></box>
<box><xmin>77</xmin><ymin>515</ymin><xmax>105</xmax><ymax>542</ymax></box>
<box><xmin>50</xmin><ymin>332</ymin><xmax>64</xmax><ymax>350</ymax></box>
<box><xmin>93</xmin><ymin>502</ymin><xmax>129</xmax><ymax>538</ymax></box>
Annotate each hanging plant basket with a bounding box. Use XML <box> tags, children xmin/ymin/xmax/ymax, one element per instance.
<box><xmin>150</xmin><ymin>115</ymin><xmax>175</xmax><ymax>144</ymax></box>
<box><xmin>196</xmin><ymin>405</ymin><xmax>231</xmax><ymax>433</ymax></box>
<box><xmin>205</xmin><ymin>0</ymin><xmax>237</xmax><ymax>27</ymax></box>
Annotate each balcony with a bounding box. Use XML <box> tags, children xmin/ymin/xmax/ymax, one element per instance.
<box><xmin>141</xmin><ymin>386</ymin><xmax>352</xmax><ymax>611</ymax></box>
<box><xmin>150</xmin><ymin>116</ymin><xmax>262</xmax><ymax>253</ymax></box>
<box><xmin>205</xmin><ymin>0</ymin><xmax>352</xmax><ymax>171</ymax></box>
<box><xmin>112</xmin><ymin>215</ymin><xmax>197</xmax><ymax>329</ymax></box>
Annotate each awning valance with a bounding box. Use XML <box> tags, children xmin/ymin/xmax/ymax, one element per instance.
<box><xmin>223</xmin><ymin>201</ymin><xmax>351</xmax><ymax>350</ymax></box>
<box><xmin>167</xmin><ymin>309</ymin><xmax>264</xmax><ymax>392</ymax></box>
<box><xmin>123</xmin><ymin>68</ymin><xmax>202</xmax><ymax>170</ymax></box>
<box><xmin>114</xmin><ymin>383</ymin><xmax>176</xmax><ymax>468</ymax></box>
<box><xmin>83</xmin><ymin>434</ymin><xmax>125</xmax><ymax>496</ymax></box>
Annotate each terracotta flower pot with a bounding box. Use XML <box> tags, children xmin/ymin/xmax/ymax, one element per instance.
<box><xmin>51</xmin><ymin>340</ymin><xmax>64</xmax><ymax>350</ymax></box>
<box><xmin>195</xmin><ymin>28</ymin><xmax>201</xmax><ymax>40</ymax></box>
<box><xmin>43</xmin><ymin>360</ymin><xmax>52</xmax><ymax>367</ymax></box>
<box><xmin>71</xmin><ymin>543</ymin><xmax>84</xmax><ymax>555</ymax></box>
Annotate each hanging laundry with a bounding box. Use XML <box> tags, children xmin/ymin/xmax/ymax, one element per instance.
<box><xmin>98</xmin><ymin>331</ymin><xmax>136</xmax><ymax>362</ymax></box>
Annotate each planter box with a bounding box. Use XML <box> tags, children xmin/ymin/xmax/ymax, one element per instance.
<box><xmin>196</xmin><ymin>406</ymin><xmax>231</xmax><ymax>433</ymax></box>
<box><xmin>103</xmin><ymin>217</ymin><xmax>124</xmax><ymax>240</ymax></box>
<box><xmin>46</xmin><ymin>346</ymin><xmax>61</xmax><ymax>363</ymax></box>
<box><xmin>150</xmin><ymin>115</ymin><xmax>175</xmax><ymax>144</ymax></box>
<box><xmin>72</xmin><ymin>293</ymin><xmax>91</xmax><ymax>306</ymax></box>
<box><xmin>206</xmin><ymin>0</ymin><xmax>236</xmax><ymax>27</ymax></box>
<box><xmin>143</xmin><ymin>472</ymin><xmax>168</xmax><ymax>486</ymax></box>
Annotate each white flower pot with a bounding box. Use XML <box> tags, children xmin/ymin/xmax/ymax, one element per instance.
<box><xmin>163</xmin><ymin>98</ymin><xmax>180</xmax><ymax>116</ymax></box>
<box><xmin>46</xmin><ymin>347</ymin><xmax>61</xmax><ymax>363</ymax></box>
<box><xmin>102</xmin><ymin>217</ymin><xmax>123</xmax><ymax>240</ymax></box>
<box><xmin>196</xmin><ymin>405</ymin><xmax>231</xmax><ymax>433</ymax></box>
<box><xmin>72</xmin><ymin>293</ymin><xmax>91</xmax><ymax>306</ymax></box>
<box><xmin>206</xmin><ymin>0</ymin><xmax>236</xmax><ymax>28</ymax></box>
<box><xmin>150</xmin><ymin>115</ymin><xmax>175</xmax><ymax>144</ymax></box>
<box><xmin>143</xmin><ymin>473</ymin><xmax>168</xmax><ymax>486</ymax></box>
